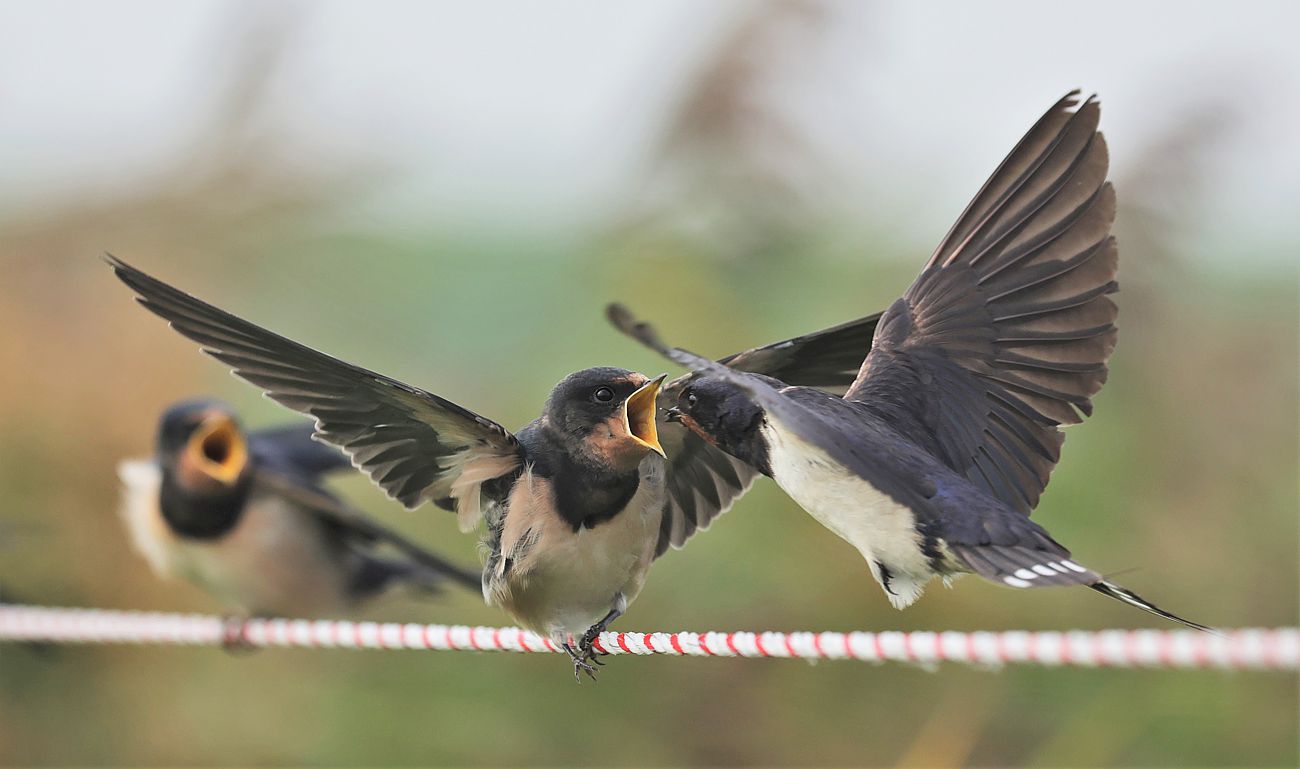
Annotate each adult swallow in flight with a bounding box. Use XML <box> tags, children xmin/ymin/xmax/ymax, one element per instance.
<box><xmin>118</xmin><ymin>399</ymin><xmax>481</xmax><ymax>620</ymax></box>
<box><xmin>607</xmin><ymin>92</ymin><xmax>1209</xmax><ymax>631</ymax></box>
<box><xmin>105</xmin><ymin>256</ymin><xmax>884</xmax><ymax>678</ymax></box>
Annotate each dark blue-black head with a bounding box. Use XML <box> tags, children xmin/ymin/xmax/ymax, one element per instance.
<box><xmin>542</xmin><ymin>367</ymin><xmax>666</xmax><ymax>471</ymax></box>
<box><xmin>156</xmin><ymin>399</ymin><xmax>251</xmax><ymax>492</ymax></box>
<box><xmin>153</xmin><ymin>399</ymin><xmax>254</xmax><ymax>540</ymax></box>
<box><xmin>671</xmin><ymin>377</ymin><xmax>770</xmax><ymax>475</ymax></box>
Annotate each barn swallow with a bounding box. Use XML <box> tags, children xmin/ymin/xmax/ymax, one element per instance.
<box><xmin>105</xmin><ymin>256</ymin><xmax>884</xmax><ymax>678</ymax></box>
<box><xmin>118</xmin><ymin>399</ymin><xmax>481</xmax><ymax>620</ymax></box>
<box><xmin>608</xmin><ymin>92</ymin><xmax>1209</xmax><ymax>631</ymax></box>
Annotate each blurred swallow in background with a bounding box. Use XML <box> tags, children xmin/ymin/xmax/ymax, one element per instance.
<box><xmin>118</xmin><ymin>400</ymin><xmax>481</xmax><ymax>623</ymax></box>
<box><xmin>609</xmin><ymin>92</ymin><xmax>1209</xmax><ymax>631</ymax></box>
<box><xmin>106</xmin><ymin>255</ymin><xmax>884</xmax><ymax>678</ymax></box>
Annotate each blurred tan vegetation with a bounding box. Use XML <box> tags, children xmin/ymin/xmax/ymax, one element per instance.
<box><xmin>0</xmin><ymin>4</ymin><xmax>1296</xmax><ymax>767</ymax></box>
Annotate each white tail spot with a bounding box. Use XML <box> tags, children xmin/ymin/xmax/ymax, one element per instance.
<box><xmin>1004</xmin><ymin>576</ymin><xmax>1032</xmax><ymax>588</ymax></box>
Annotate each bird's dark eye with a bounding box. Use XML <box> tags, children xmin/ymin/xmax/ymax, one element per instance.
<box><xmin>685</xmin><ymin>392</ymin><xmax>698</xmax><ymax>409</ymax></box>
<box><xmin>593</xmin><ymin>387</ymin><xmax>615</xmax><ymax>403</ymax></box>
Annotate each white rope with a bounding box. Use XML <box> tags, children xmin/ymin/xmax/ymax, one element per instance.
<box><xmin>1</xmin><ymin>603</ymin><xmax>1296</xmax><ymax>670</ymax></box>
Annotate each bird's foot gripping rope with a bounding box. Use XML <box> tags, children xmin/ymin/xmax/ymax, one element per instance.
<box><xmin>0</xmin><ymin>604</ymin><xmax>1297</xmax><ymax>670</ymax></box>
<box><xmin>562</xmin><ymin>642</ymin><xmax>601</xmax><ymax>682</ymax></box>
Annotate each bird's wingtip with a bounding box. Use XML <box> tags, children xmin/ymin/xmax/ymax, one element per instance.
<box><xmin>604</xmin><ymin>302</ymin><xmax>632</xmax><ymax>329</ymax></box>
<box><xmin>604</xmin><ymin>302</ymin><xmax>669</xmax><ymax>354</ymax></box>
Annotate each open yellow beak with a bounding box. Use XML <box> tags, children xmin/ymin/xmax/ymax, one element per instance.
<box><xmin>185</xmin><ymin>413</ymin><xmax>249</xmax><ymax>486</ymax></box>
<box><xmin>621</xmin><ymin>374</ymin><xmax>666</xmax><ymax>458</ymax></box>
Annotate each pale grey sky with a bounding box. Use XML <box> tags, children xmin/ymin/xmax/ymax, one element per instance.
<box><xmin>1</xmin><ymin>1</ymin><xmax>1297</xmax><ymax>262</ymax></box>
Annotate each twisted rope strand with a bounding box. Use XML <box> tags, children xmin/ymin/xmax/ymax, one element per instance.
<box><xmin>1</xmin><ymin>604</ymin><xmax>1295</xmax><ymax>670</ymax></box>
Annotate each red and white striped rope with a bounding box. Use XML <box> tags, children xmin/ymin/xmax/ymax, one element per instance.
<box><xmin>1</xmin><ymin>604</ymin><xmax>1296</xmax><ymax>670</ymax></box>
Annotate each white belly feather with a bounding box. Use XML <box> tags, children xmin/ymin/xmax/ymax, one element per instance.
<box><xmin>761</xmin><ymin>422</ymin><xmax>934</xmax><ymax>608</ymax></box>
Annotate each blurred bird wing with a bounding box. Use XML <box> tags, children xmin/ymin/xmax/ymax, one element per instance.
<box><xmin>248</xmin><ymin>422</ymin><xmax>352</xmax><ymax>480</ymax></box>
<box><xmin>253</xmin><ymin>470</ymin><xmax>481</xmax><ymax>591</ymax></box>
<box><xmin>845</xmin><ymin>92</ymin><xmax>1117</xmax><ymax>516</ymax></box>
<box><xmin>648</xmin><ymin>309</ymin><xmax>883</xmax><ymax>555</ymax></box>
<box><xmin>107</xmin><ymin>256</ymin><xmax>524</xmax><ymax>532</ymax></box>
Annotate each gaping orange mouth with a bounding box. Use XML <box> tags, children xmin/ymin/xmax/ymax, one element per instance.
<box><xmin>185</xmin><ymin>413</ymin><xmax>248</xmax><ymax>485</ymax></box>
<box><xmin>621</xmin><ymin>374</ymin><xmax>666</xmax><ymax>458</ymax></box>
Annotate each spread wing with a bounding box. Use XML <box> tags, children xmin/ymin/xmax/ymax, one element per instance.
<box><xmin>651</xmin><ymin>420</ymin><xmax>756</xmax><ymax>557</ymax></box>
<box><xmin>610</xmin><ymin>305</ymin><xmax>1105</xmax><ymax>594</ymax></box>
<box><xmin>717</xmin><ymin>312</ymin><xmax>882</xmax><ymax>393</ymax></box>
<box><xmin>845</xmin><ymin>92</ymin><xmax>1117</xmax><ymax>515</ymax></box>
<box><xmin>107</xmin><ymin>255</ymin><xmax>523</xmax><ymax>531</ymax></box>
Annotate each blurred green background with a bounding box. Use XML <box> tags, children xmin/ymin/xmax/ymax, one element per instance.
<box><xmin>0</xmin><ymin>1</ymin><xmax>1296</xmax><ymax>766</ymax></box>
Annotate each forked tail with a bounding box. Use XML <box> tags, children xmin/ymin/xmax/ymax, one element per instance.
<box><xmin>1090</xmin><ymin>580</ymin><xmax>1214</xmax><ymax>633</ymax></box>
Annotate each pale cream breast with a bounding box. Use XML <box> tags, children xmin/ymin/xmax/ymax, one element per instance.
<box><xmin>116</xmin><ymin>460</ymin><xmax>354</xmax><ymax>616</ymax></box>
<box><xmin>489</xmin><ymin>458</ymin><xmax>665</xmax><ymax>641</ymax></box>
<box><xmin>116</xmin><ymin>459</ymin><xmax>179</xmax><ymax>580</ymax></box>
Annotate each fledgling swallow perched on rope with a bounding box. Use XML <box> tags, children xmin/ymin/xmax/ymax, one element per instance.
<box><xmin>608</xmin><ymin>92</ymin><xmax>1209</xmax><ymax>632</ymax></box>
<box><xmin>118</xmin><ymin>400</ymin><xmax>481</xmax><ymax>620</ymax></box>
<box><xmin>105</xmin><ymin>256</ymin><xmax>884</xmax><ymax>679</ymax></box>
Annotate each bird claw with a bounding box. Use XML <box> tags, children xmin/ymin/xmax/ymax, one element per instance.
<box><xmin>574</xmin><ymin>657</ymin><xmax>598</xmax><ymax>682</ymax></box>
<box><xmin>579</xmin><ymin>624</ymin><xmax>611</xmax><ymax>662</ymax></box>
<box><xmin>581</xmin><ymin>619</ymin><xmax>616</xmax><ymax>653</ymax></box>
<box><xmin>563</xmin><ymin>643</ymin><xmax>600</xmax><ymax>682</ymax></box>
<box><xmin>220</xmin><ymin>615</ymin><xmax>258</xmax><ymax>655</ymax></box>
<box><xmin>561</xmin><ymin>617</ymin><xmax>615</xmax><ymax>682</ymax></box>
